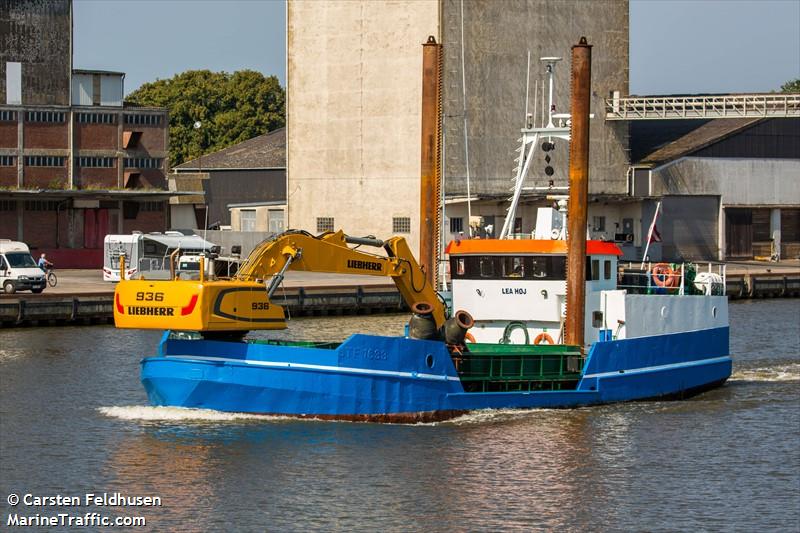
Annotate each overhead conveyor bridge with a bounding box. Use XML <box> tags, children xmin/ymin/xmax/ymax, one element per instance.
<box><xmin>605</xmin><ymin>93</ymin><xmax>800</xmax><ymax>121</ymax></box>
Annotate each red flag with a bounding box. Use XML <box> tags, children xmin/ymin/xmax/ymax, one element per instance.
<box><xmin>649</xmin><ymin>224</ymin><xmax>662</xmax><ymax>243</ymax></box>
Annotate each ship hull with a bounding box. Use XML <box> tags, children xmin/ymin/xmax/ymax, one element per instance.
<box><xmin>141</xmin><ymin>327</ymin><xmax>731</xmax><ymax>422</ymax></box>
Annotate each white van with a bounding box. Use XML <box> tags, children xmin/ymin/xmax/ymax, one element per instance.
<box><xmin>0</xmin><ymin>240</ymin><xmax>47</xmax><ymax>294</ymax></box>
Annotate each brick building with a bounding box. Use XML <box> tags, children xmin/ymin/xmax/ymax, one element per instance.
<box><xmin>0</xmin><ymin>0</ymin><xmax>176</xmax><ymax>267</ymax></box>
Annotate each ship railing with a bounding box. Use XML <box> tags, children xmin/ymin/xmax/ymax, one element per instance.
<box><xmin>618</xmin><ymin>262</ymin><xmax>727</xmax><ymax>296</ymax></box>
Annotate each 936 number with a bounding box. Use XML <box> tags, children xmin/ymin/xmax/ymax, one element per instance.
<box><xmin>251</xmin><ymin>302</ymin><xmax>270</xmax><ymax>310</ymax></box>
<box><xmin>135</xmin><ymin>291</ymin><xmax>164</xmax><ymax>302</ymax></box>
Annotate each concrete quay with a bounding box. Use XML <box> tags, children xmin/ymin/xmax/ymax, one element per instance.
<box><xmin>0</xmin><ymin>270</ymin><xmax>402</xmax><ymax>328</ymax></box>
<box><xmin>1</xmin><ymin>261</ymin><xmax>798</xmax><ymax>328</ymax></box>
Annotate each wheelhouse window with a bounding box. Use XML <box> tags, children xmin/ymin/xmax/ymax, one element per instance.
<box><xmin>501</xmin><ymin>256</ymin><xmax>524</xmax><ymax>278</ymax></box>
<box><xmin>604</xmin><ymin>260</ymin><xmax>612</xmax><ymax>280</ymax></box>
<box><xmin>450</xmin><ymin>255</ymin><xmax>566</xmax><ymax>281</ymax></box>
<box><xmin>479</xmin><ymin>257</ymin><xmax>495</xmax><ymax>278</ymax></box>
<box><xmin>455</xmin><ymin>257</ymin><xmax>465</xmax><ymax>276</ymax></box>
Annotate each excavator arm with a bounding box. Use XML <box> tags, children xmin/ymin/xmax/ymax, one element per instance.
<box><xmin>114</xmin><ymin>230</ymin><xmax>445</xmax><ymax>333</ymax></box>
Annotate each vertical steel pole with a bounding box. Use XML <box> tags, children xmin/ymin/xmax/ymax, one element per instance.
<box><xmin>420</xmin><ymin>36</ymin><xmax>443</xmax><ymax>289</ymax></box>
<box><xmin>564</xmin><ymin>37</ymin><xmax>592</xmax><ymax>348</ymax></box>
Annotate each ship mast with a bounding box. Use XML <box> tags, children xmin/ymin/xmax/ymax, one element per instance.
<box><xmin>499</xmin><ymin>57</ymin><xmax>570</xmax><ymax>239</ymax></box>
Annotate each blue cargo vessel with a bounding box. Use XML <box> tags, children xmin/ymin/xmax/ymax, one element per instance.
<box><xmin>139</xmin><ymin>238</ymin><xmax>731</xmax><ymax>422</ymax></box>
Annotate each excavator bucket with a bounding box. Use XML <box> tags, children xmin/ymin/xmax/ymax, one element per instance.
<box><xmin>114</xmin><ymin>279</ymin><xmax>287</xmax><ymax>331</ymax></box>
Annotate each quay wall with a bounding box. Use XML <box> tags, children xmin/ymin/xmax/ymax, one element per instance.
<box><xmin>0</xmin><ymin>272</ymin><xmax>796</xmax><ymax>328</ymax></box>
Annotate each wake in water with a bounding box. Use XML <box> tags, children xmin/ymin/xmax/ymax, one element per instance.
<box><xmin>433</xmin><ymin>408</ymin><xmax>553</xmax><ymax>426</ymax></box>
<box><xmin>98</xmin><ymin>406</ymin><xmax>289</xmax><ymax>423</ymax></box>
<box><xmin>730</xmin><ymin>363</ymin><xmax>800</xmax><ymax>383</ymax></box>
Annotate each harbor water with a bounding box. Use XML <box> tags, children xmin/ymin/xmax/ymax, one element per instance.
<box><xmin>1</xmin><ymin>299</ymin><xmax>798</xmax><ymax>531</ymax></box>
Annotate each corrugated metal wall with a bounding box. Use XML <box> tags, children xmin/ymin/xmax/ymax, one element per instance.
<box><xmin>694</xmin><ymin>119</ymin><xmax>800</xmax><ymax>160</ymax></box>
<box><xmin>203</xmin><ymin>169</ymin><xmax>287</xmax><ymax>226</ymax></box>
<box><xmin>71</xmin><ymin>74</ymin><xmax>93</xmax><ymax>106</ymax></box>
<box><xmin>661</xmin><ymin>195</ymin><xmax>719</xmax><ymax>260</ymax></box>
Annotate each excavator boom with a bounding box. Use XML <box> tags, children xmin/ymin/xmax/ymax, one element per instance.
<box><xmin>114</xmin><ymin>230</ymin><xmax>445</xmax><ymax>333</ymax></box>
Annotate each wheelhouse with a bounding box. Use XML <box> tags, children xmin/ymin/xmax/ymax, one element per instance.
<box><xmin>445</xmin><ymin>239</ymin><xmax>622</xmax><ymax>345</ymax></box>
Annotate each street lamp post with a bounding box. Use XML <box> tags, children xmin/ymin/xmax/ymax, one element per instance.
<box><xmin>193</xmin><ymin>121</ymin><xmax>208</xmax><ymax>231</ymax></box>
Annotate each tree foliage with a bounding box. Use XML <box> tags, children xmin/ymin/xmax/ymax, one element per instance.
<box><xmin>780</xmin><ymin>78</ymin><xmax>800</xmax><ymax>93</ymax></box>
<box><xmin>126</xmin><ymin>70</ymin><xmax>285</xmax><ymax>167</ymax></box>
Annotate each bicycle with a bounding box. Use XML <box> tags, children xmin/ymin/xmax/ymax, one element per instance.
<box><xmin>44</xmin><ymin>266</ymin><xmax>57</xmax><ymax>287</ymax></box>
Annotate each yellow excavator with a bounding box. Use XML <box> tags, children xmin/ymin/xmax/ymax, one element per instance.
<box><xmin>114</xmin><ymin>230</ymin><xmax>449</xmax><ymax>337</ymax></box>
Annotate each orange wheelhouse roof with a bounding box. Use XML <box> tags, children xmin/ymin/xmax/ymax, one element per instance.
<box><xmin>445</xmin><ymin>239</ymin><xmax>623</xmax><ymax>256</ymax></box>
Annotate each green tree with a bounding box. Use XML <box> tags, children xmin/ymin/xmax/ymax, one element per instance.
<box><xmin>780</xmin><ymin>78</ymin><xmax>800</xmax><ymax>93</ymax></box>
<box><xmin>126</xmin><ymin>70</ymin><xmax>285</xmax><ymax>167</ymax></box>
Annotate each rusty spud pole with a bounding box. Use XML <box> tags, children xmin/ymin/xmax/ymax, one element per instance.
<box><xmin>564</xmin><ymin>37</ymin><xmax>592</xmax><ymax>348</ymax></box>
<box><xmin>419</xmin><ymin>35</ymin><xmax>443</xmax><ymax>288</ymax></box>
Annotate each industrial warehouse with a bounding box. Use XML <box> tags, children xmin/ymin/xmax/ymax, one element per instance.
<box><xmin>286</xmin><ymin>0</ymin><xmax>799</xmax><ymax>263</ymax></box>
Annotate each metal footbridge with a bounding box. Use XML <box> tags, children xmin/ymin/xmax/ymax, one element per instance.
<box><xmin>605</xmin><ymin>93</ymin><xmax>800</xmax><ymax>121</ymax></box>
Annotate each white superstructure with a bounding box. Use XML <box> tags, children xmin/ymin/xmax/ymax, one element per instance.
<box><xmin>446</xmin><ymin>237</ymin><xmax>727</xmax><ymax>347</ymax></box>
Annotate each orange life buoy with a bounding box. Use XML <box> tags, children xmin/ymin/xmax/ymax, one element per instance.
<box><xmin>464</xmin><ymin>332</ymin><xmax>476</xmax><ymax>343</ymax></box>
<box><xmin>652</xmin><ymin>263</ymin><xmax>678</xmax><ymax>288</ymax></box>
<box><xmin>533</xmin><ymin>332</ymin><xmax>555</xmax><ymax>345</ymax></box>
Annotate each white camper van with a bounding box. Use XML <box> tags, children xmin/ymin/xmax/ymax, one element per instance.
<box><xmin>102</xmin><ymin>232</ymin><xmax>216</xmax><ymax>281</ymax></box>
<box><xmin>0</xmin><ymin>240</ymin><xmax>47</xmax><ymax>294</ymax></box>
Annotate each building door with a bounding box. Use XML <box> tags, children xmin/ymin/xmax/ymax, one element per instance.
<box><xmin>726</xmin><ymin>208</ymin><xmax>752</xmax><ymax>259</ymax></box>
<box><xmin>84</xmin><ymin>208</ymin><xmax>109</xmax><ymax>248</ymax></box>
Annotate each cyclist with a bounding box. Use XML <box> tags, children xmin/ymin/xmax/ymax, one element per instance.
<box><xmin>38</xmin><ymin>253</ymin><xmax>53</xmax><ymax>271</ymax></box>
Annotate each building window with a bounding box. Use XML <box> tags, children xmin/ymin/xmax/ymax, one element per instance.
<box><xmin>604</xmin><ymin>260</ymin><xmax>612</xmax><ymax>280</ymax></box>
<box><xmin>240</xmin><ymin>210</ymin><xmax>256</xmax><ymax>232</ymax></box>
<box><xmin>393</xmin><ymin>216</ymin><xmax>411</xmax><ymax>234</ymax></box>
<box><xmin>124</xmin><ymin>114</ymin><xmax>163</xmax><ymax>126</ymax></box>
<box><xmin>25</xmin><ymin>111</ymin><xmax>66</xmax><ymax>123</ymax></box>
<box><xmin>450</xmin><ymin>217</ymin><xmax>464</xmax><ymax>233</ymax></box>
<box><xmin>316</xmin><ymin>217</ymin><xmax>334</xmax><ymax>233</ymax></box>
<box><xmin>593</xmin><ymin>216</ymin><xmax>606</xmax><ymax>232</ymax></box>
<box><xmin>0</xmin><ymin>200</ymin><xmax>16</xmax><ymax>211</ymax></box>
<box><xmin>140</xmin><ymin>201</ymin><xmax>164</xmax><ymax>212</ymax></box>
<box><xmin>24</xmin><ymin>200</ymin><xmax>60</xmax><ymax>211</ymax></box>
<box><xmin>268</xmin><ymin>209</ymin><xmax>285</xmax><ymax>234</ymax></box>
<box><xmin>24</xmin><ymin>155</ymin><xmax>66</xmax><ymax>167</ymax></box>
<box><xmin>124</xmin><ymin>158</ymin><xmax>162</xmax><ymax>169</ymax></box>
<box><xmin>0</xmin><ymin>155</ymin><xmax>15</xmax><ymax>166</ymax></box>
<box><xmin>77</xmin><ymin>113</ymin><xmax>117</xmax><ymax>124</ymax></box>
<box><xmin>0</xmin><ymin>110</ymin><xmax>16</xmax><ymax>122</ymax></box>
<box><xmin>77</xmin><ymin>156</ymin><xmax>115</xmax><ymax>168</ymax></box>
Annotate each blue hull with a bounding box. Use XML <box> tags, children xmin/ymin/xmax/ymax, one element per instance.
<box><xmin>141</xmin><ymin>327</ymin><xmax>731</xmax><ymax>421</ymax></box>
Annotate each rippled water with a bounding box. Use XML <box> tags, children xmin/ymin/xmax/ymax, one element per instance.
<box><xmin>1</xmin><ymin>300</ymin><xmax>798</xmax><ymax>531</ymax></box>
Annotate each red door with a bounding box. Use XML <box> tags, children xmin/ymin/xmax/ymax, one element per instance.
<box><xmin>83</xmin><ymin>208</ymin><xmax>109</xmax><ymax>248</ymax></box>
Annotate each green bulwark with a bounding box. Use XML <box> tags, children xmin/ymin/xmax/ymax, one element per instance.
<box><xmin>454</xmin><ymin>343</ymin><xmax>584</xmax><ymax>393</ymax></box>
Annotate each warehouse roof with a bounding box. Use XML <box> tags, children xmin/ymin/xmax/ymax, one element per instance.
<box><xmin>637</xmin><ymin>118</ymin><xmax>763</xmax><ymax>166</ymax></box>
<box><xmin>175</xmin><ymin>127</ymin><xmax>286</xmax><ymax>171</ymax></box>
